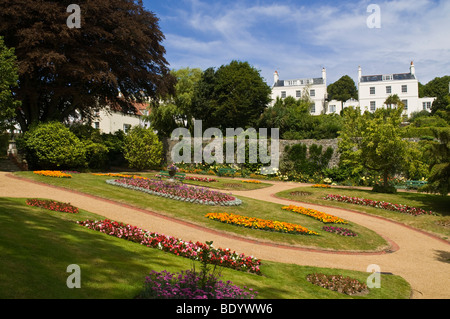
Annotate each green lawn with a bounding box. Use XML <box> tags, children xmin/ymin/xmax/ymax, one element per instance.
<box><xmin>14</xmin><ymin>172</ymin><xmax>389</xmax><ymax>252</ymax></box>
<box><xmin>0</xmin><ymin>197</ymin><xmax>411</xmax><ymax>299</ymax></box>
<box><xmin>275</xmin><ymin>186</ymin><xmax>450</xmax><ymax>240</ymax></box>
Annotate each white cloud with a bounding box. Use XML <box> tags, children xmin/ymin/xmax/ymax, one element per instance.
<box><xmin>158</xmin><ymin>0</ymin><xmax>450</xmax><ymax>85</ymax></box>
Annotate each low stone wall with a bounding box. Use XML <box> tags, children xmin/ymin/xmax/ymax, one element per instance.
<box><xmin>164</xmin><ymin>137</ymin><xmax>341</xmax><ymax>168</ymax></box>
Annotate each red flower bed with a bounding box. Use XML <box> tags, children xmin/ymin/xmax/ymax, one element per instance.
<box><xmin>26</xmin><ymin>199</ymin><xmax>79</xmax><ymax>214</ymax></box>
<box><xmin>77</xmin><ymin>219</ymin><xmax>261</xmax><ymax>274</ymax></box>
<box><xmin>323</xmin><ymin>194</ymin><xmax>435</xmax><ymax>216</ymax></box>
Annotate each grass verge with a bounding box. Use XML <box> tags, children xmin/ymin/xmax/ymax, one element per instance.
<box><xmin>0</xmin><ymin>197</ymin><xmax>411</xmax><ymax>299</ymax></box>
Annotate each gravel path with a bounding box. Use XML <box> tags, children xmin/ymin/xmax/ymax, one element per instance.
<box><xmin>1</xmin><ymin>172</ymin><xmax>449</xmax><ymax>299</ymax></box>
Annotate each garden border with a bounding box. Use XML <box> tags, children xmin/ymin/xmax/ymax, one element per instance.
<box><xmin>7</xmin><ymin>173</ymin><xmax>401</xmax><ymax>255</ymax></box>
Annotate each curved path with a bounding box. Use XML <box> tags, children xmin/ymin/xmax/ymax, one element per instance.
<box><xmin>1</xmin><ymin>172</ymin><xmax>449</xmax><ymax>299</ymax></box>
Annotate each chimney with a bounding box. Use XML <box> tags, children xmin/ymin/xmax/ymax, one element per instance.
<box><xmin>322</xmin><ymin>67</ymin><xmax>327</xmax><ymax>85</ymax></box>
<box><xmin>274</xmin><ymin>71</ymin><xmax>279</xmax><ymax>85</ymax></box>
<box><xmin>358</xmin><ymin>66</ymin><xmax>362</xmax><ymax>83</ymax></box>
<box><xmin>410</xmin><ymin>61</ymin><xmax>415</xmax><ymax>76</ymax></box>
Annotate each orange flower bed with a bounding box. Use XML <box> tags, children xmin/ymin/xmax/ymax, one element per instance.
<box><xmin>92</xmin><ymin>173</ymin><xmax>134</xmax><ymax>178</ymax></box>
<box><xmin>241</xmin><ymin>180</ymin><xmax>262</xmax><ymax>184</ymax></box>
<box><xmin>205</xmin><ymin>212</ymin><xmax>319</xmax><ymax>235</ymax></box>
<box><xmin>312</xmin><ymin>184</ymin><xmax>331</xmax><ymax>188</ymax></box>
<box><xmin>282</xmin><ymin>205</ymin><xmax>348</xmax><ymax>224</ymax></box>
<box><xmin>33</xmin><ymin>170</ymin><xmax>72</xmax><ymax>178</ymax></box>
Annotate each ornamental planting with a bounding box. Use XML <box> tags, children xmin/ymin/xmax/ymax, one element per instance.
<box><xmin>33</xmin><ymin>170</ymin><xmax>72</xmax><ymax>178</ymax></box>
<box><xmin>323</xmin><ymin>194</ymin><xmax>436</xmax><ymax>216</ymax></box>
<box><xmin>205</xmin><ymin>212</ymin><xmax>319</xmax><ymax>235</ymax></box>
<box><xmin>26</xmin><ymin>199</ymin><xmax>79</xmax><ymax>214</ymax></box>
<box><xmin>107</xmin><ymin>177</ymin><xmax>242</xmax><ymax>206</ymax></box>
<box><xmin>282</xmin><ymin>205</ymin><xmax>348</xmax><ymax>224</ymax></box>
<box><xmin>77</xmin><ymin>219</ymin><xmax>261</xmax><ymax>274</ymax></box>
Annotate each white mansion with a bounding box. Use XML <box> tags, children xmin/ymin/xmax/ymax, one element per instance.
<box><xmin>271</xmin><ymin>62</ymin><xmax>436</xmax><ymax>117</ymax></box>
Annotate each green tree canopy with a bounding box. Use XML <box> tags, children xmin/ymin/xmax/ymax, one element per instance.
<box><xmin>327</xmin><ymin>75</ymin><xmax>358</xmax><ymax>105</ymax></box>
<box><xmin>191</xmin><ymin>61</ymin><xmax>271</xmax><ymax>131</ymax></box>
<box><xmin>338</xmin><ymin>106</ymin><xmax>412</xmax><ymax>192</ymax></box>
<box><xmin>0</xmin><ymin>36</ymin><xmax>20</xmax><ymax>132</ymax></box>
<box><xmin>420</xmin><ymin>75</ymin><xmax>450</xmax><ymax>115</ymax></box>
<box><xmin>0</xmin><ymin>0</ymin><xmax>175</xmax><ymax>132</ymax></box>
<box><xmin>149</xmin><ymin>67</ymin><xmax>202</xmax><ymax>137</ymax></box>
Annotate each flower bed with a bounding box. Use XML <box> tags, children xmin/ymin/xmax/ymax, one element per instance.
<box><xmin>106</xmin><ymin>178</ymin><xmax>242</xmax><ymax>206</ymax></box>
<box><xmin>282</xmin><ymin>205</ymin><xmax>348</xmax><ymax>224</ymax></box>
<box><xmin>323</xmin><ymin>194</ymin><xmax>436</xmax><ymax>216</ymax></box>
<box><xmin>77</xmin><ymin>219</ymin><xmax>261</xmax><ymax>274</ymax></box>
<box><xmin>312</xmin><ymin>184</ymin><xmax>331</xmax><ymax>188</ymax></box>
<box><xmin>26</xmin><ymin>199</ymin><xmax>79</xmax><ymax>214</ymax></box>
<box><xmin>322</xmin><ymin>226</ymin><xmax>358</xmax><ymax>237</ymax></box>
<box><xmin>241</xmin><ymin>180</ymin><xmax>262</xmax><ymax>184</ymax></box>
<box><xmin>306</xmin><ymin>273</ymin><xmax>368</xmax><ymax>295</ymax></box>
<box><xmin>156</xmin><ymin>174</ymin><xmax>217</xmax><ymax>183</ymax></box>
<box><xmin>33</xmin><ymin>170</ymin><xmax>72</xmax><ymax>178</ymax></box>
<box><xmin>137</xmin><ymin>270</ymin><xmax>258</xmax><ymax>299</ymax></box>
<box><xmin>205</xmin><ymin>212</ymin><xmax>319</xmax><ymax>235</ymax></box>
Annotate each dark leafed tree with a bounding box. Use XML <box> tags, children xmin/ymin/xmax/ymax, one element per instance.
<box><xmin>0</xmin><ymin>0</ymin><xmax>176</xmax><ymax>131</ymax></box>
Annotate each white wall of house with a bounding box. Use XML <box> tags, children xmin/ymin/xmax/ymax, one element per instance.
<box><xmin>271</xmin><ymin>68</ymin><xmax>328</xmax><ymax>115</ymax></box>
<box><xmin>357</xmin><ymin>62</ymin><xmax>432</xmax><ymax>117</ymax></box>
<box><xmin>92</xmin><ymin>109</ymin><xmax>142</xmax><ymax>134</ymax></box>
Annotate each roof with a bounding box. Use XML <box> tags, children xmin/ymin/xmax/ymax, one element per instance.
<box><xmin>360</xmin><ymin>73</ymin><xmax>416</xmax><ymax>83</ymax></box>
<box><xmin>273</xmin><ymin>77</ymin><xmax>324</xmax><ymax>87</ymax></box>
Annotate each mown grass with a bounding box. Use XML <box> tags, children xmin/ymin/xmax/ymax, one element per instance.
<box><xmin>275</xmin><ymin>186</ymin><xmax>450</xmax><ymax>240</ymax></box>
<box><xmin>13</xmin><ymin>172</ymin><xmax>389</xmax><ymax>252</ymax></box>
<box><xmin>0</xmin><ymin>197</ymin><xmax>411</xmax><ymax>299</ymax></box>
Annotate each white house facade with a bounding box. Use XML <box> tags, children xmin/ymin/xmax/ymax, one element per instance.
<box><xmin>92</xmin><ymin>102</ymin><xmax>150</xmax><ymax>134</ymax></box>
<box><xmin>270</xmin><ymin>62</ymin><xmax>436</xmax><ymax>118</ymax></box>
<box><xmin>271</xmin><ymin>68</ymin><xmax>328</xmax><ymax>115</ymax></box>
<box><xmin>357</xmin><ymin>62</ymin><xmax>435</xmax><ymax>117</ymax></box>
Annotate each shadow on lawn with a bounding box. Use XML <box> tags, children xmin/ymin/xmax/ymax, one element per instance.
<box><xmin>0</xmin><ymin>197</ymin><xmax>189</xmax><ymax>299</ymax></box>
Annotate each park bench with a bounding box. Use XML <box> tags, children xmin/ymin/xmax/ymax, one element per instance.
<box><xmin>406</xmin><ymin>180</ymin><xmax>427</xmax><ymax>190</ymax></box>
<box><xmin>158</xmin><ymin>170</ymin><xmax>186</xmax><ymax>181</ymax></box>
<box><xmin>216</xmin><ymin>168</ymin><xmax>236</xmax><ymax>177</ymax></box>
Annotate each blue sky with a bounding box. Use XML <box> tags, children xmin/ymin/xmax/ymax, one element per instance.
<box><xmin>142</xmin><ymin>0</ymin><xmax>450</xmax><ymax>86</ymax></box>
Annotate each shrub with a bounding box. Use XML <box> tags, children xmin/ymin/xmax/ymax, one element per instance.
<box><xmin>20</xmin><ymin>122</ymin><xmax>86</xmax><ymax>169</ymax></box>
<box><xmin>123</xmin><ymin>126</ymin><xmax>163</xmax><ymax>171</ymax></box>
<box><xmin>84</xmin><ymin>141</ymin><xmax>109</xmax><ymax>169</ymax></box>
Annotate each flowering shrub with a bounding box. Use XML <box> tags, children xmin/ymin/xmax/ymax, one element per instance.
<box><xmin>167</xmin><ymin>163</ymin><xmax>178</xmax><ymax>171</ymax></box>
<box><xmin>312</xmin><ymin>184</ymin><xmax>331</xmax><ymax>188</ymax></box>
<box><xmin>107</xmin><ymin>178</ymin><xmax>242</xmax><ymax>206</ymax></box>
<box><xmin>137</xmin><ymin>270</ymin><xmax>258</xmax><ymax>299</ymax></box>
<box><xmin>241</xmin><ymin>180</ymin><xmax>262</xmax><ymax>184</ymax></box>
<box><xmin>77</xmin><ymin>219</ymin><xmax>261</xmax><ymax>274</ymax></box>
<box><xmin>26</xmin><ymin>199</ymin><xmax>79</xmax><ymax>214</ymax></box>
<box><xmin>205</xmin><ymin>212</ymin><xmax>319</xmax><ymax>235</ymax></box>
<box><xmin>282</xmin><ymin>205</ymin><xmax>348</xmax><ymax>224</ymax></box>
<box><xmin>322</xmin><ymin>226</ymin><xmax>358</xmax><ymax>237</ymax></box>
<box><xmin>306</xmin><ymin>273</ymin><xmax>368</xmax><ymax>295</ymax></box>
<box><xmin>33</xmin><ymin>170</ymin><xmax>72</xmax><ymax>178</ymax></box>
<box><xmin>323</xmin><ymin>194</ymin><xmax>436</xmax><ymax>216</ymax></box>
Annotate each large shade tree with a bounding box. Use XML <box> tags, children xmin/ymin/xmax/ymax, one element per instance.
<box><xmin>338</xmin><ymin>106</ymin><xmax>411</xmax><ymax>192</ymax></box>
<box><xmin>0</xmin><ymin>0</ymin><xmax>176</xmax><ymax>132</ymax></box>
<box><xmin>0</xmin><ymin>36</ymin><xmax>20</xmax><ymax>132</ymax></box>
<box><xmin>191</xmin><ymin>60</ymin><xmax>271</xmax><ymax>131</ymax></box>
